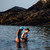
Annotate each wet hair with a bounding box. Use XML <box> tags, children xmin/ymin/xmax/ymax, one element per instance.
<box><xmin>19</xmin><ymin>29</ymin><xmax>23</xmax><ymax>32</ymax></box>
<box><xmin>25</xmin><ymin>28</ymin><xmax>30</xmax><ymax>31</ymax></box>
<box><xmin>18</xmin><ymin>29</ymin><xmax>23</xmax><ymax>33</ymax></box>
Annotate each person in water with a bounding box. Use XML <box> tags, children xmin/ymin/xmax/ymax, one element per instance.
<box><xmin>21</xmin><ymin>28</ymin><xmax>30</xmax><ymax>42</ymax></box>
<box><xmin>16</xmin><ymin>26</ymin><xmax>24</xmax><ymax>43</ymax></box>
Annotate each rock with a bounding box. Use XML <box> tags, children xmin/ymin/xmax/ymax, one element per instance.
<box><xmin>0</xmin><ymin>0</ymin><xmax>50</xmax><ymax>26</ymax></box>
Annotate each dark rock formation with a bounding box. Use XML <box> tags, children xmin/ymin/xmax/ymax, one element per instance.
<box><xmin>27</xmin><ymin>0</ymin><xmax>50</xmax><ymax>11</ymax></box>
<box><xmin>0</xmin><ymin>6</ymin><xmax>26</xmax><ymax>13</ymax></box>
<box><xmin>0</xmin><ymin>0</ymin><xmax>50</xmax><ymax>26</ymax></box>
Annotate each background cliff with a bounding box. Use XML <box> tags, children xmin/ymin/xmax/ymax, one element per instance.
<box><xmin>0</xmin><ymin>0</ymin><xmax>50</xmax><ymax>26</ymax></box>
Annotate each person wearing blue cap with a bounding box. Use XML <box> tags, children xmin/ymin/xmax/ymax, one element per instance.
<box><xmin>16</xmin><ymin>26</ymin><xmax>24</xmax><ymax>43</ymax></box>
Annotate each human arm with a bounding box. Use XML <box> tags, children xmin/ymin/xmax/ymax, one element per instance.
<box><xmin>16</xmin><ymin>31</ymin><xmax>20</xmax><ymax>42</ymax></box>
<box><xmin>17</xmin><ymin>31</ymin><xmax>19</xmax><ymax>38</ymax></box>
<box><xmin>21</xmin><ymin>33</ymin><xmax>24</xmax><ymax>38</ymax></box>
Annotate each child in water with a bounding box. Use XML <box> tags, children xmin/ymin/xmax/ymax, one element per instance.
<box><xmin>21</xmin><ymin>28</ymin><xmax>30</xmax><ymax>42</ymax></box>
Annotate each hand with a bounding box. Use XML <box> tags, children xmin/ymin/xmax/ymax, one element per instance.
<box><xmin>16</xmin><ymin>38</ymin><xmax>19</xmax><ymax>43</ymax></box>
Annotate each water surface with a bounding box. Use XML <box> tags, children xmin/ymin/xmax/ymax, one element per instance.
<box><xmin>0</xmin><ymin>25</ymin><xmax>50</xmax><ymax>50</ymax></box>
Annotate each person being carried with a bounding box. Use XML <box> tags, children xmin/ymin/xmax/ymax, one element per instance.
<box><xmin>21</xmin><ymin>28</ymin><xmax>30</xmax><ymax>42</ymax></box>
<box><xmin>16</xmin><ymin>26</ymin><xmax>24</xmax><ymax>43</ymax></box>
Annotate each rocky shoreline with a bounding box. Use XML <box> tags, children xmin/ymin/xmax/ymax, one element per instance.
<box><xmin>0</xmin><ymin>0</ymin><xmax>50</xmax><ymax>26</ymax></box>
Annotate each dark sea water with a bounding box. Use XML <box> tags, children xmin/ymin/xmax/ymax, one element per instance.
<box><xmin>0</xmin><ymin>25</ymin><xmax>50</xmax><ymax>50</ymax></box>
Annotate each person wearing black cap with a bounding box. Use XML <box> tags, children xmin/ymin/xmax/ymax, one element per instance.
<box><xmin>21</xmin><ymin>28</ymin><xmax>30</xmax><ymax>42</ymax></box>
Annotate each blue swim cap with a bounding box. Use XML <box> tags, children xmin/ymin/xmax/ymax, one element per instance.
<box><xmin>20</xmin><ymin>26</ymin><xmax>24</xmax><ymax>30</ymax></box>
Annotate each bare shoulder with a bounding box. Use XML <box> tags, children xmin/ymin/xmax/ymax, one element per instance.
<box><xmin>17</xmin><ymin>30</ymin><xmax>19</xmax><ymax>34</ymax></box>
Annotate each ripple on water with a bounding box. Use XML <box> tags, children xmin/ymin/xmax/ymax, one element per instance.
<box><xmin>0</xmin><ymin>25</ymin><xmax>50</xmax><ymax>50</ymax></box>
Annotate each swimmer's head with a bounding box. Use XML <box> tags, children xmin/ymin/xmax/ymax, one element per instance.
<box><xmin>25</xmin><ymin>28</ymin><xmax>30</xmax><ymax>33</ymax></box>
<box><xmin>19</xmin><ymin>26</ymin><xmax>24</xmax><ymax>31</ymax></box>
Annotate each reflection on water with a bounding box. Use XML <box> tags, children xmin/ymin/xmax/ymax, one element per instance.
<box><xmin>16</xmin><ymin>42</ymin><xmax>21</xmax><ymax>48</ymax></box>
<box><xmin>16</xmin><ymin>42</ymin><xmax>28</xmax><ymax>50</ymax></box>
<box><xmin>0</xmin><ymin>25</ymin><xmax>50</xmax><ymax>50</ymax></box>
